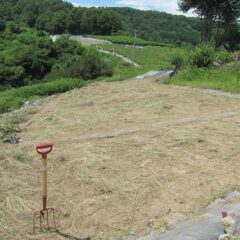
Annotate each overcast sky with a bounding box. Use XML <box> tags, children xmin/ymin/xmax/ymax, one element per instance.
<box><xmin>67</xmin><ymin>0</ymin><xmax>187</xmax><ymax>15</ymax></box>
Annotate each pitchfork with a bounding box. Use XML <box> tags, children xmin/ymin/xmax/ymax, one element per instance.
<box><xmin>33</xmin><ymin>143</ymin><xmax>56</xmax><ymax>233</ymax></box>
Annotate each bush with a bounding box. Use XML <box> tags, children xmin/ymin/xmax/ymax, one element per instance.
<box><xmin>53</xmin><ymin>35</ymin><xmax>85</xmax><ymax>57</ymax></box>
<box><xmin>191</xmin><ymin>44</ymin><xmax>215</xmax><ymax>68</ymax></box>
<box><xmin>215</xmin><ymin>48</ymin><xmax>234</xmax><ymax>63</ymax></box>
<box><xmin>171</xmin><ymin>56</ymin><xmax>184</xmax><ymax>68</ymax></box>
<box><xmin>49</xmin><ymin>52</ymin><xmax>113</xmax><ymax>80</ymax></box>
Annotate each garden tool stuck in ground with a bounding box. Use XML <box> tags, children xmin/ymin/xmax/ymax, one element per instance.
<box><xmin>33</xmin><ymin>143</ymin><xmax>56</xmax><ymax>233</ymax></box>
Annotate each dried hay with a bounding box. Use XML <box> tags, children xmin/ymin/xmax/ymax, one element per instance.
<box><xmin>1</xmin><ymin>77</ymin><xmax>240</xmax><ymax>239</ymax></box>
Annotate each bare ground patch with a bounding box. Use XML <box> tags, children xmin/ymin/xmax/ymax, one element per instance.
<box><xmin>1</xmin><ymin>78</ymin><xmax>240</xmax><ymax>240</ymax></box>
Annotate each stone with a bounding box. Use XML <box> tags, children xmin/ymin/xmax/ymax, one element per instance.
<box><xmin>3</xmin><ymin>135</ymin><xmax>20</xmax><ymax>144</ymax></box>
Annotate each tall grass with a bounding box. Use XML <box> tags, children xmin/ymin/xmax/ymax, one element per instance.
<box><xmin>169</xmin><ymin>67</ymin><xmax>240</xmax><ymax>93</ymax></box>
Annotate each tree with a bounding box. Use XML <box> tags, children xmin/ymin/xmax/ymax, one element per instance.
<box><xmin>51</xmin><ymin>11</ymin><xmax>68</xmax><ymax>34</ymax></box>
<box><xmin>53</xmin><ymin>36</ymin><xmax>84</xmax><ymax>58</ymax></box>
<box><xmin>178</xmin><ymin>0</ymin><xmax>240</xmax><ymax>46</ymax></box>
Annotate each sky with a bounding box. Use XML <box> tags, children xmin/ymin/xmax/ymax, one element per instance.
<box><xmin>67</xmin><ymin>0</ymin><xmax>186</xmax><ymax>15</ymax></box>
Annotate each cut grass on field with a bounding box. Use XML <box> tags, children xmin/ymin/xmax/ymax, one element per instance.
<box><xmin>2</xmin><ymin>77</ymin><xmax>240</xmax><ymax>240</ymax></box>
<box><xmin>168</xmin><ymin>67</ymin><xmax>240</xmax><ymax>93</ymax></box>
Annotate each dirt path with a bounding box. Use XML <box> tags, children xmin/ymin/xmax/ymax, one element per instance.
<box><xmin>2</xmin><ymin>77</ymin><xmax>240</xmax><ymax>240</ymax></box>
<box><xmin>98</xmin><ymin>49</ymin><xmax>140</xmax><ymax>67</ymax></box>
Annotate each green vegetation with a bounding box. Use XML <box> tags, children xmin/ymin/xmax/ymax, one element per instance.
<box><xmin>98</xmin><ymin>43</ymin><xmax>188</xmax><ymax>82</ymax></box>
<box><xmin>179</xmin><ymin>0</ymin><xmax>240</xmax><ymax>50</ymax></box>
<box><xmin>86</xmin><ymin>35</ymin><xmax>172</xmax><ymax>47</ymax></box>
<box><xmin>1</xmin><ymin>0</ymin><xmax>240</xmax><ymax>48</ymax></box>
<box><xmin>0</xmin><ymin>0</ymin><xmax>239</xmax><ymax>114</ymax></box>
<box><xmin>190</xmin><ymin>44</ymin><xmax>215</xmax><ymax>68</ymax></box>
<box><xmin>111</xmin><ymin>7</ymin><xmax>201</xmax><ymax>46</ymax></box>
<box><xmin>0</xmin><ymin>24</ymin><xmax>113</xmax><ymax>88</ymax></box>
<box><xmin>0</xmin><ymin>0</ymin><xmax>202</xmax><ymax>46</ymax></box>
<box><xmin>165</xmin><ymin>0</ymin><xmax>240</xmax><ymax>92</ymax></box>
<box><xmin>168</xmin><ymin>67</ymin><xmax>240</xmax><ymax>93</ymax></box>
<box><xmin>168</xmin><ymin>44</ymin><xmax>240</xmax><ymax>93</ymax></box>
<box><xmin>0</xmin><ymin>0</ymin><xmax>121</xmax><ymax>35</ymax></box>
<box><xmin>0</xmin><ymin>78</ymin><xmax>87</xmax><ymax>113</ymax></box>
<box><xmin>0</xmin><ymin>40</ymin><xmax>188</xmax><ymax>113</ymax></box>
<box><xmin>101</xmin><ymin>44</ymin><xmax>187</xmax><ymax>70</ymax></box>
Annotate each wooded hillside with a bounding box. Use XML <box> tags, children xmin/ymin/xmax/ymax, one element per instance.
<box><xmin>0</xmin><ymin>0</ymin><xmax>201</xmax><ymax>45</ymax></box>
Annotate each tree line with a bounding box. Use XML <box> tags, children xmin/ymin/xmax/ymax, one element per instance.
<box><xmin>0</xmin><ymin>0</ymin><xmax>239</xmax><ymax>48</ymax></box>
<box><xmin>0</xmin><ymin>0</ymin><xmax>202</xmax><ymax>46</ymax></box>
<box><xmin>0</xmin><ymin>0</ymin><xmax>122</xmax><ymax>35</ymax></box>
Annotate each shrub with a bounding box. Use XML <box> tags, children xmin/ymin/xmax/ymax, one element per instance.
<box><xmin>191</xmin><ymin>44</ymin><xmax>214</xmax><ymax>68</ymax></box>
<box><xmin>49</xmin><ymin>52</ymin><xmax>113</xmax><ymax>80</ymax></box>
<box><xmin>53</xmin><ymin>35</ymin><xmax>85</xmax><ymax>57</ymax></box>
<box><xmin>171</xmin><ymin>56</ymin><xmax>184</xmax><ymax>68</ymax></box>
<box><xmin>215</xmin><ymin>48</ymin><xmax>234</xmax><ymax>63</ymax></box>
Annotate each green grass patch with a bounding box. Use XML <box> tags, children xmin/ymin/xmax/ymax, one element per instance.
<box><xmin>0</xmin><ymin>78</ymin><xmax>87</xmax><ymax>113</ymax></box>
<box><xmin>86</xmin><ymin>35</ymin><xmax>173</xmax><ymax>47</ymax></box>
<box><xmin>168</xmin><ymin>67</ymin><xmax>240</xmax><ymax>93</ymax></box>
<box><xmin>99</xmin><ymin>44</ymin><xmax>188</xmax><ymax>81</ymax></box>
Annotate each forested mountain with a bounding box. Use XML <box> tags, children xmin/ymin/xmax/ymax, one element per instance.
<box><xmin>110</xmin><ymin>8</ymin><xmax>201</xmax><ymax>46</ymax></box>
<box><xmin>0</xmin><ymin>0</ymin><xmax>201</xmax><ymax>45</ymax></box>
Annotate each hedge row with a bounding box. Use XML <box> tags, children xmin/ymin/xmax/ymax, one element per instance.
<box><xmin>0</xmin><ymin>78</ymin><xmax>87</xmax><ymax>113</ymax></box>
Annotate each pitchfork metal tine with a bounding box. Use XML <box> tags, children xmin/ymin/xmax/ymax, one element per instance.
<box><xmin>40</xmin><ymin>213</ymin><xmax>42</xmax><ymax>231</ymax></box>
<box><xmin>47</xmin><ymin>211</ymin><xmax>50</xmax><ymax>228</ymax></box>
<box><xmin>52</xmin><ymin>209</ymin><xmax>56</xmax><ymax>228</ymax></box>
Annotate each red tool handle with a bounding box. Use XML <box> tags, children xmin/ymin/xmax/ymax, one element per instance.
<box><xmin>36</xmin><ymin>143</ymin><xmax>53</xmax><ymax>157</ymax></box>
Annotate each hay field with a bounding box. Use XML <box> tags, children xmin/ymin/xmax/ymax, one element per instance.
<box><xmin>1</xmin><ymin>77</ymin><xmax>240</xmax><ymax>240</ymax></box>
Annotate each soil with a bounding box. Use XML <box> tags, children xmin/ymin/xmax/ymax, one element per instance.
<box><xmin>1</xmin><ymin>77</ymin><xmax>240</xmax><ymax>240</ymax></box>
